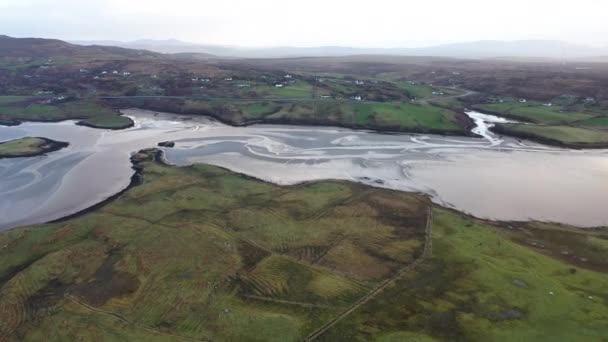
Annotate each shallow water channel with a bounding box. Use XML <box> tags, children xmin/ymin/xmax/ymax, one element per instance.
<box><xmin>1</xmin><ymin>109</ymin><xmax>607</xmax><ymax>230</ymax></box>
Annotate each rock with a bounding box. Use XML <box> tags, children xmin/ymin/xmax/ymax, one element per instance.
<box><xmin>512</xmin><ymin>279</ymin><xmax>528</xmax><ymax>288</ymax></box>
<box><xmin>158</xmin><ymin>141</ymin><xmax>175</xmax><ymax>148</ymax></box>
<box><xmin>500</xmin><ymin>308</ymin><xmax>523</xmax><ymax>320</ymax></box>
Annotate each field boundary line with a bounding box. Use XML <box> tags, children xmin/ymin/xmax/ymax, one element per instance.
<box><xmin>303</xmin><ymin>207</ymin><xmax>433</xmax><ymax>341</ymax></box>
<box><xmin>65</xmin><ymin>294</ymin><xmax>213</xmax><ymax>342</ymax></box>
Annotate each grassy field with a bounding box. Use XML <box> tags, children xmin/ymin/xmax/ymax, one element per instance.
<box><xmin>473</xmin><ymin>102</ymin><xmax>594</xmax><ymax>124</ymax></box>
<box><xmin>115</xmin><ymin>97</ymin><xmax>469</xmax><ymax>135</ymax></box>
<box><xmin>579</xmin><ymin>116</ymin><xmax>608</xmax><ymax>128</ymax></box>
<box><xmin>493</xmin><ymin>123</ymin><xmax>608</xmax><ymax>148</ymax></box>
<box><xmin>0</xmin><ymin>150</ymin><xmax>606</xmax><ymax>341</ymax></box>
<box><xmin>318</xmin><ymin>208</ymin><xmax>608</xmax><ymax>341</ymax></box>
<box><xmin>0</xmin><ymin>149</ymin><xmax>428</xmax><ymax>341</ymax></box>
<box><xmin>0</xmin><ymin>97</ymin><xmax>132</xmax><ymax>129</ymax></box>
<box><xmin>471</xmin><ymin>101</ymin><xmax>608</xmax><ymax>147</ymax></box>
<box><xmin>0</xmin><ymin>137</ymin><xmax>67</xmax><ymax>158</ymax></box>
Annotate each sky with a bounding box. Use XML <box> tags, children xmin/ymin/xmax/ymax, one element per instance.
<box><xmin>1</xmin><ymin>0</ymin><xmax>607</xmax><ymax>48</ymax></box>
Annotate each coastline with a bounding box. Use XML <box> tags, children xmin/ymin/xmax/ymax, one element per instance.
<box><xmin>491</xmin><ymin>124</ymin><xmax>608</xmax><ymax>150</ymax></box>
<box><xmin>0</xmin><ymin>137</ymin><xmax>70</xmax><ymax>159</ymax></box>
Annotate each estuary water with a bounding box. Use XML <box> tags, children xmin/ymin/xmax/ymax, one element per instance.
<box><xmin>1</xmin><ymin>109</ymin><xmax>607</xmax><ymax>230</ymax></box>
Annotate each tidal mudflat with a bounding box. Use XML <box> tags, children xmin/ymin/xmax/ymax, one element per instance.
<box><xmin>1</xmin><ymin>109</ymin><xmax>607</xmax><ymax>230</ymax></box>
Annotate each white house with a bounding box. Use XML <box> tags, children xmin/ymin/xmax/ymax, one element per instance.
<box><xmin>275</xmin><ymin>84</ymin><xmax>284</xmax><ymax>88</ymax></box>
<box><xmin>543</xmin><ymin>102</ymin><xmax>553</xmax><ymax>107</ymax></box>
<box><xmin>122</xmin><ymin>72</ymin><xmax>131</xmax><ymax>76</ymax></box>
<box><xmin>284</xmin><ymin>74</ymin><xmax>292</xmax><ymax>79</ymax></box>
<box><xmin>354</xmin><ymin>96</ymin><xmax>362</xmax><ymax>101</ymax></box>
<box><xmin>224</xmin><ymin>77</ymin><xmax>233</xmax><ymax>81</ymax></box>
<box><xmin>519</xmin><ymin>99</ymin><xmax>527</xmax><ymax>103</ymax></box>
<box><xmin>355</xmin><ymin>80</ymin><xmax>365</xmax><ymax>85</ymax></box>
<box><xmin>112</xmin><ymin>70</ymin><xmax>119</xmax><ymax>74</ymax></box>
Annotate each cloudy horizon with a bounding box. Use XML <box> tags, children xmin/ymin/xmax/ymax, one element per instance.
<box><xmin>1</xmin><ymin>0</ymin><xmax>607</xmax><ymax>48</ymax></box>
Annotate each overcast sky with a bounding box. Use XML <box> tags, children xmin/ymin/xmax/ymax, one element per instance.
<box><xmin>1</xmin><ymin>0</ymin><xmax>607</xmax><ymax>47</ymax></box>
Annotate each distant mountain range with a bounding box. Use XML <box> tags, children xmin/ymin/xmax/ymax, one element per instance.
<box><xmin>2</xmin><ymin>35</ymin><xmax>606</xmax><ymax>60</ymax></box>
<box><xmin>0</xmin><ymin>35</ymin><xmax>160</xmax><ymax>59</ymax></box>
<box><xmin>71</xmin><ymin>39</ymin><xmax>608</xmax><ymax>59</ymax></box>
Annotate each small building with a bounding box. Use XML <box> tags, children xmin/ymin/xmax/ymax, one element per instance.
<box><xmin>101</xmin><ymin>71</ymin><xmax>108</xmax><ymax>74</ymax></box>
<box><xmin>224</xmin><ymin>77</ymin><xmax>233</xmax><ymax>81</ymax></box>
<box><xmin>355</xmin><ymin>80</ymin><xmax>365</xmax><ymax>85</ymax></box>
<box><xmin>543</xmin><ymin>102</ymin><xmax>553</xmax><ymax>107</ymax></box>
<box><xmin>432</xmin><ymin>91</ymin><xmax>444</xmax><ymax>96</ymax></box>
<box><xmin>354</xmin><ymin>95</ymin><xmax>362</xmax><ymax>101</ymax></box>
<box><xmin>122</xmin><ymin>72</ymin><xmax>131</xmax><ymax>76</ymax></box>
<box><xmin>519</xmin><ymin>99</ymin><xmax>527</xmax><ymax>103</ymax></box>
<box><xmin>585</xmin><ymin>97</ymin><xmax>595</xmax><ymax>102</ymax></box>
<box><xmin>284</xmin><ymin>74</ymin><xmax>292</xmax><ymax>79</ymax></box>
<box><xmin>275</xmin><ymin>84</ymin><xmax>284</xmax><ymax>88</ymax></box>
<box><xmin>112</xmin><ymin>70</ymin><xmax>119</xmax><ymax>74</ymax></box>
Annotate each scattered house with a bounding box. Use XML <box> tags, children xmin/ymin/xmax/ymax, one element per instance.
<box><xmin>432</xmin><ymin>91</ymin><xmax>445</xmax><ymax>96</ymax></box>
<box><xmin>354</xmin><ymin>95</ymin><xmax>362</xmax><ymax>101</ymax></box>
<box><xmin>224</xmin><ymin>77</ymin><xmax>233</xmax><ymax>81</ymax></box>
<box><xmin>321</xmin><ymin>95</ymin><xmax>332</xmax><ymax>99</ymax></box>
<box><xmin>93</xmin><ymin>76</ymin><xmax>100</xmax><ymax>80</ymax></box>
<box><xmin>585</xmin><ymin>97</ymin><xmax>595</xmax><ymax>102</ymax></box>
<box><xmin>236</xmin><ymin>83</ymin><xmax>250</xmax><ymax>88</ymax></box>
<box><xmin>201</xmin><ymin>78</ymin><xmax>210</xmax><ymax>82</ymax></box>
<box><xmin>543</xmin><ymin>102</ymin><xmax>553</xmax><ymax>107</ymax></box>
<box><xmin>39</xmin><ymin>65</ymin><xmax>48</xmax><ymax>69</ymax></box>
<box><xmin>122</xmin><ymin>72</ymin><xmax>131</xmax><ymax>76</ymax></box>
<box><xmin>192</xmin><ymin>78</ymin><xmax>198</xmax><ymax>81</ymax></box>
<box><xmin>499</xmin><ymin>99</ymin><xmax>505</xmax><ymax>103</ymax></box>
<box><xmin>101</xmin><ymin>71</ymin><xmax>108</xmax><ymax>74</ymax></box>
<box><xmin>407</xmin><ymin>81</ymin><xmax>417</xmax><ymax>85</ymax></box>
<box><xmin>112</xmin><ymin>70</ymin><xmax>119</xmax><ymax>74</ymax></box>
<box><xmin>519</xmin><ymin>99</ymin><xmax>527</xmax><ymax>103</ymax></box>
<box><xmin>355</xmin><ymin>80</ymin><xmax>365</xmax><ymax>85</ymax></box>
<box><xmin>151</xmin><ymin>74</ymin><xmax>158</xmax><ymax>78</ymax></box>
<box><xmin>284</xmin><ymin>74</ymin><xmax>292</xmax><ymax>79</ymax></box>
<box><xmin>452</xmin><ymin>71</ymin><xmax>461</xmax><ymax>75</ymax></box>
<box><xmin>79</xmin><ymin>69</ymin><xmax>88</xmax><ymax>73</ymax></box>
<box><xmin>275</xmin><ymin>84</ymin><xmax>284</xmax><ymax>88</ymax></box>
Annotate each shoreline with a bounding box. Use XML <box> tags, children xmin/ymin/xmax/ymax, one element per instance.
<box><xmin>0</xmin><ymin>115</ymin><xmax>134</xmax><ymax>131</ymax></box>
<box><xmin>2</xmin><ymin>147</ymin><xmax>604</xmax><ymax>232</ymax></box>
<box><xmin>0</xmin><ymin>137</ymin><xmax>70</xmax><ymax>159</ymax></box>
<box><xmin>469</xmin><ymin>107</ymin><xmax>608</xmax><ymax>149</ymax></box>
<box><xmin>104</xmin><ymin>97</ymin><xmax>480</xmax><ymax>138</ymax></box>
<box><xmin>491</xmin><ymin>124</ymin><xmax>608</xmax><ymax>150</ymax></box>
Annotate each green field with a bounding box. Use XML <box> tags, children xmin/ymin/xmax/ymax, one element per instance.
<box><xmin>579</xmin><ymin>116</ymin><xmax>608</xmax><ymax>127</ymax></box>
<box><xmin>0</xmin><ymin>150</ymin><xmax>607</xmax><ymax>341</ymax></box>
<box><xmin>0</xmin><ymin>97</ymin><xmax>132</xmax><ymax>129</ymax></box>
<box><xmin>0</xmin><ymin>149</ymin><xmax>427</xmax><ymax>341</ymax></box>
<box><xmin>474</xmin><ymin>102</ymin><xmax>594</xmax><ymax>124</ymax></box>
<box><xmin>122</xmin><ymin>98</ymin><xmax>468</xmax><ymax>135</ymax></box>
<box><xmin>319</xmin><ymin>209</ymin><xmax>608</xmax><ymax>341</ymax></box>
<box><xmin>269</xmin><ymin>83</ymin><xmax>315</xmax><ymax>98</ymax></box>
<box><xmin>0</xmin><ymin>137</ymin><xmax>66</xmax><ymax>158</ymax></box>
<box><xmin>494</xmin><ymin>123</ymin><xmax>608</xmax><ymax>147</ymax></box>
